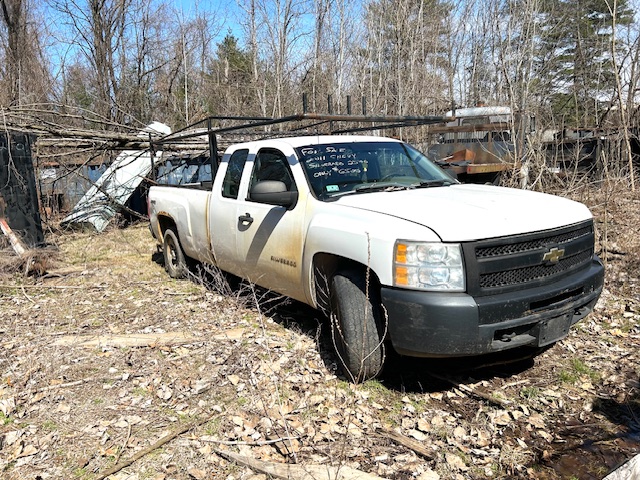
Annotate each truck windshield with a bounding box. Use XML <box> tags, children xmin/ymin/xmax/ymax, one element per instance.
<box><xmin>296</xmin><ymin>141</ymin><xmax>455</xmax><ymax>200</ymax></box>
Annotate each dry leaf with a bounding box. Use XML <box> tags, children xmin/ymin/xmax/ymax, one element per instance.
<box><xmin>231</xmin><ymin>416</ymin><xmax>244</xmax><ymax>427</ymax></box>
<box><xmin>408</xmin><ymin>429</ymin><xmax>428</xmax><ymax>441</ymax></box>
<box><xmin>187</xmin><ymin>467</ymin><xmax>207</xmax><ymax>479</ymax></box>
<box><xmin>528</xmin><ymin>414</ymin><xmax>546</xmax><ymax>429</ymax></box>
<box><xmin>416</xmin><ymin>469</ymin><xmax>441</xmax><ymax>480</ymax></box>
<box><xmin>445</xmin><ymin>452</ymin><xmax>468</xmax><ymax>471</ymax></box>
<box><xmin>610</xmin><ymin>328</ymin><xmax>628</xmax><ymax>337</ymax></box>
<box><xmin>17</xmin><ymin>445</ymin><xmax>38</xmax><ymax>458</ymax></box>
<box><xmin>431</xmin><ymin>416</ymin><xmax>445</xmax><ymax>427</ymax></box>
<box><xmin>491</xmin><ymin>410</ymin><xmax>511</xmax><ymax>426</ymax></box>
<box><xmin>156</xmin><ymin>385</ymin><xmax>173</xmax><ymax>400</ymax></box>
<box><xmin>0</xmin><ymin>398</ymin><xmax>16</xmax><ymax>416</ymax></box>
<box><xmin>114</xmin><ymin>419</ymin><xmax>129</xmax><ymax>429</ymax></box>
<box><xmin>417</xmin><ymin>418</ymin><xmax>431</xmax><ymax>433</ymax></box>
<box><xmin>511</xmin><ymin>411</ymin><xmax>524</xmax><ymax>421</ymax></box>
<box><xmin>453</xmin><ymin>426</ymin><xmax>466</xmax><ymax>440</ymax></box>
<box><xmin>538</xmin><ymin>430</ymin><xmax>553</xmax><ymax>442</ymax></box>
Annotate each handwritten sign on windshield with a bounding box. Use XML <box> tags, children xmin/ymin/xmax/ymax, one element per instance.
<box><xmin>300</xmin><ymin>146</ymin><xmax>366</xmax><ymax>178</ymax></box>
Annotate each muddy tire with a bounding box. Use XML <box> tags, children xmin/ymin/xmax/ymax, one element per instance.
<box><xmin>330</xmin><ymin>269</ymin><xmax>386</xmax><ymax>382</ymax></box>
<box><xmin>163</xmin><ymin>228</ymin><xmax>187</xmax><ymax>279</ymax></box>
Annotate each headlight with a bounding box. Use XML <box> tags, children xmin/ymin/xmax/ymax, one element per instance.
<box><xmin>394</xmin><ymin>241</ymin><xmax>465</xmax><ymax>291</ymax></box>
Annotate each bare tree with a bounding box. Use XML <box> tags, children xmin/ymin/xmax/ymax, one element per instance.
<box><xmin>48</xmin><ymin>0</ymin><xmax>132</xmax><ymax>123</ymax></box>
<box><xmin>358</xmin><ymin>0</ymin><xmax>449</xmax><ymax>116</ymax></box>
<box><xmin>606</xmin><ymin>0</ymin><xmax>636</xmax><ymax>189</ymax></box>
<box><xmin>237</xmin><ymin>0</ymin><xmax>309</xmax><ymax>118</ymax></box>
<box><xmin>0</xmin><ymin>0</ymin><xmax>50</xmax><ymax>106</ymax></box>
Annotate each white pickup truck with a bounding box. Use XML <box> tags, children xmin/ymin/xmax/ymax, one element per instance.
<box><xmin>148</xmin><ymin>134</ymin><xmax>604</xmax><ymax>382</ymax></box>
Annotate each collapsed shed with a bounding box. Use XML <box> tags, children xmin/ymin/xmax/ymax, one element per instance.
<box><xmin>60</xmin><ymin>122</ymin><xmax>171</xmax><ymax>232</ymax></box>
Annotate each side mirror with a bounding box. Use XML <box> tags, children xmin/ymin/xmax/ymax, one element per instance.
<box><xmin>249</xmin><ymin>180</ymin><xmax>298</xmax><ymax>209</ymax></box>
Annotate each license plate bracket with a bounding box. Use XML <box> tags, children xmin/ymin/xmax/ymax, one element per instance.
<box><xmin>537</xmin><ymin>314</ymin><xmax>572</xmax><ymax>347</ymax></box>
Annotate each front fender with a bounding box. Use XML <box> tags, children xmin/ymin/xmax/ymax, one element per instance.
<box><xmin>302</xmin><ymin>204</ymin><xmax>440</xmax><ymax>307</ymax></box>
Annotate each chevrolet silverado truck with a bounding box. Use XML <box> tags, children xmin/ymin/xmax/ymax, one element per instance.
<box><xmin>148</xmin><ymin>134</ymin><xmax>604</xmax><ymax>382</ymax></box>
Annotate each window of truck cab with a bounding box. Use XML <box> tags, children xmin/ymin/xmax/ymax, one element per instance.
<box><xmin>295</xmin><ymin>141</ymin><xmax>451</xmax><ymax>199</ymax></box>
<box><xmin>222</xmin><ymin>149</ymin><xmax>249</xmax><ymax>199</ymax></box>
<box><xmin>247</xmin><ymin>148</ymin><xmax>297</xmax><ymax>200</ymax></box>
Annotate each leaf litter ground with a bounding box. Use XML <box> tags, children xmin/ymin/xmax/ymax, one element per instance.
<box><xmin>0</xmin><ymin>181</ymin><xmax>639</xmax><ymax>480</ymax></box>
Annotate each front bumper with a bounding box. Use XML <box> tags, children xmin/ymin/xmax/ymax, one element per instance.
<box><xmin>381</xmin><ymin>258</ymin><xmax>604</xmax><ymax>357</ymax></box>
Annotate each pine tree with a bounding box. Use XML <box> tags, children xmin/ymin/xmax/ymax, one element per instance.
<box><xmin>535</xmin><ymin>0</ymin><xmax>634</xmax><ymax>127</ymax></box>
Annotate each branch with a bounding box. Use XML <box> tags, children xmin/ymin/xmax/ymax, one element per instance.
<box><xmin>213</xmin><ymin>448</ymin><xmax>386</xmax><ymax>480</ymax></box>
<box><xmin>428</xmin><ymin>372</ymin><xmax>511</xmax><ymax>407</ymax></box>
<box><xmin>375</xmin><ymin>427</ymin><xmax>436</xmax><ymax>460</ymax></box>
<box><xmin>95</xmin><ymin>414</ymin><xmax>214</xmax><ymax>480</ymax></box>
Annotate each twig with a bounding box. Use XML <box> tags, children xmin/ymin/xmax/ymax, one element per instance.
<box><xmin>200</xmin><ymin>435</ymin><xmax>300</xmax><ymax>447</ymax></box>
<box><xmin>213</xmin><ymin>448</ymin><xmax>385</xmax><ymax>480</ymax></box>
<box><xmin>428</xmin><ymin>373</ymin><xmax>511</xmax><ymax>407</ymax></box>
<box><xmin>28</xmin><ymin>377</ymin><xmax>95</xmax><ymax>395</ymax></box>
<box><xmin>0</xmin><ymin>284</ymin><xmax>107</xmax><ymax>289</ymax></box>
<box><xmin>376</xmin><ymin>427</ymin><xmax>436</xmax><ymax>460</ymax></box>
<box><xmin>20</xmin><ymin>285</ymin><xmax>36</xmax><ymax>304</ymax></box>
<box><xmin>115</xmin><ymin>423</ymin><xmax>132</xmax><ymax>464</ymax></box>
<box><xmin>95</xmin><ymin>414</ymin><xmax>214</xmax><ymax>480</ymax></box>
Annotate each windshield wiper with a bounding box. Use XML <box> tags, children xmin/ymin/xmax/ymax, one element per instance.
<box><xmin>415</xmin><ymin>179</ymin><xmax>455</xmax><ymax>188</ymax></box>
<box><xmin>354</xmin><ymin>182</ymin><xmax>413</xmax><ymax>193</ymax></box>
<box><xmin>327</xmin><ymin>179</ymin><xmax>452</xmax><ymax>199</ymax></box>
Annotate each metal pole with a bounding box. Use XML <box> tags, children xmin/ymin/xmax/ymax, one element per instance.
<box><xmin>328</xmin><ymin>95</ymin><xmax>333</xmax><ymax>132</ymax></box>
<box><xmin>208</xmin><ymin>117</ymin><xmax>218</xmax><ymax>179</ymax></box>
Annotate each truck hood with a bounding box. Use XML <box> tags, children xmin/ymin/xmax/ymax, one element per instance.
<box><xmin>335</xmin><ymin>184</ymin><xmax>592</xmax><ymax>242</ymax></box>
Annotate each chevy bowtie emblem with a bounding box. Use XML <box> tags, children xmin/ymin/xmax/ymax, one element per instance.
<box><xmin>543</xmin><ymin>247</ymin><xmax>565</xmax><ymax>264</ymax></box>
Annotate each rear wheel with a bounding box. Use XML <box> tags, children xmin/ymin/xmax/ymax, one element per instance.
<box><xmin>330</xmin><ymin>269</ymin><xmax>386</xmax><ymax>382</ymax></box>
<box><xmin>163</xmin><ymin>228</ymin><xmax>187</xmax><ymax>279</ymax></box>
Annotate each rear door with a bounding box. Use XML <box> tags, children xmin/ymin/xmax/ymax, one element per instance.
<box><xmin>209</xmin><ymin>148</ymin><xmax>251</xmax><ymax>273</ymax></box>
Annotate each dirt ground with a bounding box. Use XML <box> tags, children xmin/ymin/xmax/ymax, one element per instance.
<box><xmin>0</xmin><ymin>180</ymin><xmax>639</xmax><ymax>480</ymax></box>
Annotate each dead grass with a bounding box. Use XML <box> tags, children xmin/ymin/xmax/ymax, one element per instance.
<box><xmin>0</xmin><ymin>180</ymin><xmax>639</xmax><ymax>479</ymax></box>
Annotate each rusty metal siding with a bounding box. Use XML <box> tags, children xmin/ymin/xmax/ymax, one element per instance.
<box><xmin>39</xmin><ymin>164</ymin><xmax>108</xmax><ymax>212</ymax></box>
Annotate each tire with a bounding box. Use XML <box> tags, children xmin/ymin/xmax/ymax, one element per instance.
<box><xmin>330</xmin><ymin>269</ymin><xmax>386</xmax><ymax>382</ymax></box>
<box><xmin>163</xmin><ymin>228</ymin><xmax>187</xmax><ymax>279</ymax></box>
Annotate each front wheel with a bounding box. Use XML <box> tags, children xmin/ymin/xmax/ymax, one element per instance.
<box><xmin>163</xmin><ymin>228</ymin><xmax>187</xmax><ymax>279</ymax></box>
<box><xmin>330</xmin><ymin>269</ymin><xmax>386</xmax><ymax>382</ymax></box>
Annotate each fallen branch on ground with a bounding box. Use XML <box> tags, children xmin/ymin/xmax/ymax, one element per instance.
<box><xmin>214</xmin><ymin>448</ymin><xmax>386</xmax><ymax>480</ymax></box>
<box><xmin>200</xmin><ymin>435</ymin><xmax>300</xmax><ymax>447</ymax></box>
<box><xmin>376</xmin><ymin>427</ymin><xmax>436</xmax><ymax>460</ymax></box>
<box><xmin>429</xmin><ymin>373</ymin><xmax>511</xmax><ymax>407</ymax></box>
<box><xmin>95</xmin><ymin>413</ymin><xmax>215</xmax><ymax>480</ymax></box>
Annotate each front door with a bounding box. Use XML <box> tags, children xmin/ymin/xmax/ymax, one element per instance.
<box><xmin>233</xmin><ymin>147</ymin><xmax>306</xmax><ymax>301</ymax></box>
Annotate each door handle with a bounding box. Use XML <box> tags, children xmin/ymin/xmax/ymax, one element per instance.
<box><xmin>239</xmin><ymin>213</ymin><xmax>253</xmax><ymax>225</ymax></box>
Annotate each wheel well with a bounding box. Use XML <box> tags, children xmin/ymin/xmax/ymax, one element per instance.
<box><xmin>312</xmin><ymin>253</ymin><xmax>381</xmax><ymax>315</ymax></box>
<box><xmin>157</xmin><ymin>215</ymin><xmax>177</xmax><ymax>240</ymax></box>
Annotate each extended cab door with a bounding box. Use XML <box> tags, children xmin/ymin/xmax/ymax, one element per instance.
<box><xmin>208</xmin><ymin>148</ymin><xmax>250</xmax><ymax>274</ymax></box>
<box><xmin>233</xmin><ymin>147</ymin><xmax>307</xmax><ymax>301</ymax></box>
